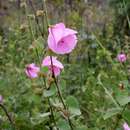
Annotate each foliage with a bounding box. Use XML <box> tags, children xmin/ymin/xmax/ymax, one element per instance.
<box><xmin>0</xmin><ymin>0</ymin><xmax>130</xmax><ymax>130</ymax></box>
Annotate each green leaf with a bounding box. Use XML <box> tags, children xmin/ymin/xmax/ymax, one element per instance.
<box><xmin>35</xmin><ymin>36</ymin><xmax>44</xmax><ymax>50</ymax></box>
<box><xmin>60</xmin><ymin>80</ymin><xmax>66</xmax><ymax>90</ymax></box>
<box><xmin>87</xmin><ymin>128</ymin><xmax>99</xmax><ymax>130</ymax></box>
<box><xmin>30</xmin><ymin>112</ymin><xmax>50</xmax><ymax>125</ymax></box>
<box><xmin>76</xmin><ymin>126</ymin><xmax>88</xmax><ymax>130</ymax></box>
<box><xmin>28</xmin><ymin>94</ymin><xmax>41</xmax><ymax>104</ymax></box>
<box><xmin>123</xmin><ymin>110</ymin><xmax>130</xmax><ymax>124</ymax></box>
<box><xmin>103</xmin><ymin>108</ymin><xmax>121</xmax><ymax>120</ymax></box>
<box><xmin>66</xmin><ymin>96</ymin><xmax>81</xmax><ymax>116</ymax></box>
<box><xmin>57</xmin><ymin>119</ymin><xmax>70</xmax><ymax>130</ymax></box>
<box><xmin>116</xmin><ymin>96</ymin><xmax>130</xmax><ymax>106</ymax></box>
<box><xmin>43</xmin><ymin>86</ymin><xmax>56</xmax><ymax>97</ymax></box>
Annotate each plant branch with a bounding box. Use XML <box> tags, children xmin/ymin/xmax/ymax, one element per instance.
<box><xmin>28</xmin><ymin>0</ymin><xmax>44</xmax><ymax>38</ymax></box>
<box><xmin>41</xmin><ymin>1</ymin><xmax>74</xmax><ymax>129</ymax></box>
<box><xmin>0</xmin><ymin>104</ymin><xmax>15</xmax><ymax>129</ymax></box>
<box><xmin>50</xmin><ymin>56</ymin><xmax>74</xmax><ymax>130</ymax></box>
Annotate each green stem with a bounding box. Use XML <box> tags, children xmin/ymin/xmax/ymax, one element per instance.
<box><xmin>35</xmin><ymin>49</ymin><xmax>58</xmax><ymax>130</ymax></box>
<box><xmin>41</xmin><ymin>1</ymin><xmax>74</xmax><ymax>129</ymax></box>
<box><xmin>28</xmin><ymin>0</ymin><xmax>44</xmax><ymax>38</ymax></box>
<box><xmin>113</xmin><ymin>104</ymin><xmax>127</xmax><ymax>130</ymax></box>
<box><xmin>0</xmin><ymin>104</ymin><xmax>16</xmax><ymax>129</ymax></box>
<box><xmin>24</xmin><ymin>1</ymin><xmax>35</xmax><ymax>40</ymax></box>
<box><xmin>92</xmin><ymin>32</ymin><xmax>106</xmax><ymax>51</ymax></box>
<box><xmin>43</xmin><ymin>78</ymin><xmax>59</xmax><ymax>130</ymax></box>
<box><xmin>42</xmin><ymin>0</ymin><xmax>50</xmax><ymax>27</ymax></box>
<box><xmin>25</xmin><ymin>1</ymin><xmax>58</xmax><ymax>129</ymax></box>
<box><xmin>122</xmin><ymin>0</ymin><xmax>130</xmax><ymax>29</ymax></box>
<box><xmin>98</xmin><ymin>74</ymin><xmax>120</xmax><ymax>108</ymax></box>
<box><xmin>50</xmin><ymin>56</ymin><xmax>74</xmax><ymax>130</ymax></box>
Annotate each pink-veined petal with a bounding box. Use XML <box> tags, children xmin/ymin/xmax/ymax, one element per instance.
<box><xmin>64</xmin><ymin>28</ymin><xmax>78</xmax><ymax>37</ymax></box>
<box><xmin>123</xmin><ymin>123</ymin><xmax>130</xmax><ymax>130</ymax></box>
<box><xmin>49</xmin><ymin>23</ymin><xmax>65</xmax><ymax>44</ymax></box>
<box><xmin>55</xmin><ymin>35</ymin><xmax>77</xmax><ymax>54</ymax></box>
<box><xmin>42</xmin><ymin>56</ymin><xmax>63</xmax><ymax>76</ymax></box>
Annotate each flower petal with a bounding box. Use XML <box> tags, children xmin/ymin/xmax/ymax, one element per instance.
<box><xmin>64</xmin><ymin>28</ymin><xmax>78</xmax><ymax>37</ymax></box>
<box><xmin>56</xmin><ymin>35</ymin><xmax>77</xmax><ymax>54</ymax></box>
<box><xmin>49</xmin><ymin>23</ymin><xmax>65</xmax><ymax>44</ymax></box>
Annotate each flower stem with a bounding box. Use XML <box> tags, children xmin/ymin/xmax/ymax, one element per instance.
<box><xmin>35</xmin><ymin>49</ymin><xmax>59</xmax><ymax>130</ymax></box>
<box><xmin>42</xmin><ymin>0</ymin><xmax>50</xmax><ymax>28</ymax></box>
<box><xmin>25</xmin><ymin>2</ymin><xmax>58</xmax><ymax>129</ymax></box>
<box><xmin>41</xmin><ymin>1</ymin><xmax>74</xmax><ymax>129</ymax></box>
<box><xmin>28</xmin><ymin>0</ymin><xmax>44</xmax><ymax>38</ymax></box>
<box><xmin>50</xmin><ymin>56</ymin><xmax>74</xmax><ymax>130</ymax></box>
<box><xmin>44</xmin><ymin>78</ymin><xmax>59</xmax><ymax>130</ymax></box>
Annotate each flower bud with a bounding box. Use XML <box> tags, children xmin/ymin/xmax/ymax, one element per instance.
<box><xmin>20</xmin><ymin>24</ymin><xmax>28</xmax><ymax>32</ymax></box>
<box><xmin>20</xmin><ymin>2</ymin><xmax>27</xmax><ymax>8</ymax></box>
<box><xmin>36</xmin><ymin>10</ymin><xmax>44</xmax><ymax>17</ymax></box>
<box><xmin>38</xmin><ymin>72</ymin><xmax>47</xmax><ymax>78</ymax></box>
<box><xmin>119</xmin><ymin>83</ymin><xmax>124</xmax><ymax>90</ymax></box>
<box><xmin>117</xmin><ymin>53</ymin><xmax>127</xmax><ymax>63</ymax></box>
<box><xmin>60</xmin><ymin>109</ymin><xmax>70</xmax><ymax>119</ymax></box>
<box><xmin>47</xmin><ymin>76</ymin><xmax>54</xmax><ymax>87</ymax></box>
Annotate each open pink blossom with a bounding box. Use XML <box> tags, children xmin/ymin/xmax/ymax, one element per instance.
<box><xmin>25</xmin><ymin>63</ymin><xmax>40</xmax><ymax>78</ymax></box>
<box><xmin>48</xmin><ymin>23</ymin><xmax>78</xmax><ymax>54</ymax></box>
<box><xmin>117</xmin><ymin>53</ymin><xmax>127</xmax><ymax>63</ymax></box>
<box><xmin>42</xmin><ymin>56</ymin><xmax>64</xmax><ymax>76</ymax></box>
<box><xmin>123</xmin><ymin>122</ymin><xmax>130</xmax><ymax>130</ymax></box>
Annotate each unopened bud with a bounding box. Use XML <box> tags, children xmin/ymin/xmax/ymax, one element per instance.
<box><xmin>38</xmin><ymin>72</ymin><xmax>47</xmax><ymax>78</ymax></box>
<box><xmin>47</xmin><ymin>76</ymin><xmax>54</xmax><ymax>87</ymax></box>
<box><xmin>20</xmin><ymin>24</ymin><xmax>28</xmax><ymax>32</ymax></box>
<box><xmin>36</xmin><ymin>10</ymin><xmax>44</xmax><ymax>17</ymax></box>
<box><xmin>119</xmin><ymin>83</ymin><xmax>124</xmax><ymax>90</ymax></box>
<box><xmin>60</xmin><ymin>109</ymin><xmax>70</xmax><ymax>119</ymax></box>
<box><xmin>20</xmin><ymin>2</ymin><xmax>27</xmax><ymax>8</ymax></box>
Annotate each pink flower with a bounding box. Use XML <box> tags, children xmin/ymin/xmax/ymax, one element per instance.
<box><xmin>48</xmin><ymin>23</ymin><xmax>78</xmax><ymax>54</ymax></box>
<box><xmin>0</xmin><ymin>95</ymin><xmax>3</xmax><ymax>103</ymax></box>
<box><xmin>123</xmin><ymin>122</ymin><xmax>130</xmax><ymax>130</ymax></box>
<box><xmin>42</xmin><ymin>56</ymin><xmax>64</xmax><ymax>76</ymax></box>
<box><xmin>117</xmin><ymin>53</ymin><xmax>127</xmax><ymax>63</ymax></box>
<box><xmin>25</xmin><ymin>63</ymin><xmax>40</xmax><ymax>78</ymax></box>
